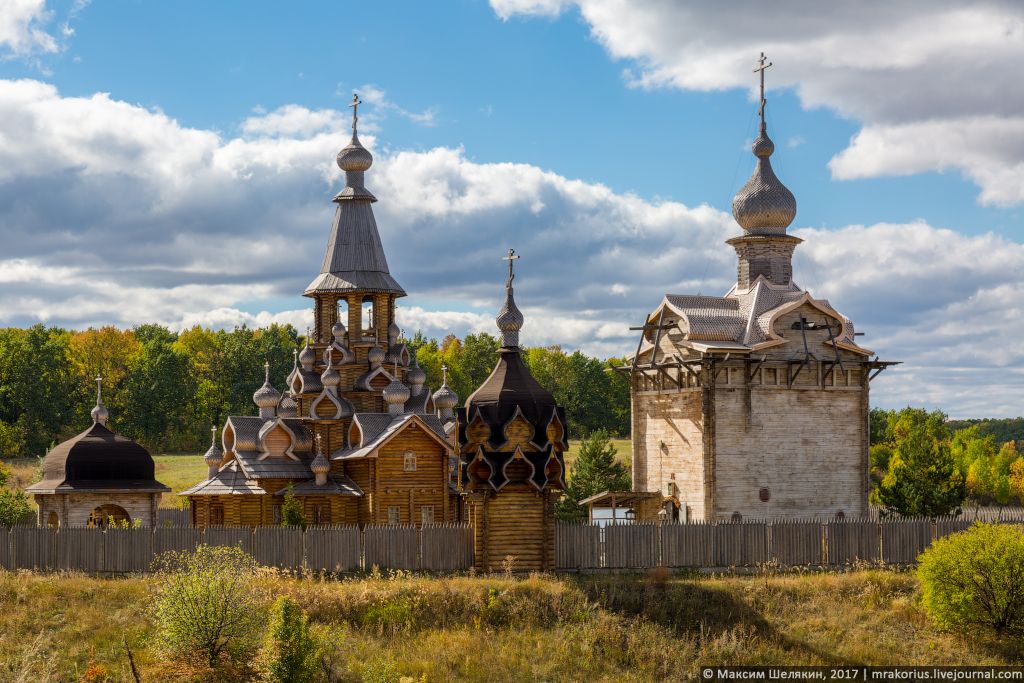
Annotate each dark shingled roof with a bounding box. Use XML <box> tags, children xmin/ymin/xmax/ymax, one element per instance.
<box><xmin>27</xmin><ymin>422</ymin><xmax>170</xmax><ymax>494</ymax></box>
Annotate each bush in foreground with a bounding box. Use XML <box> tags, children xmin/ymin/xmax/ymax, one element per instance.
<box><xmin>918</xmin><ymin>522</ymin><xmax>1024</xmax><ymax>635</ymax></box>
<box><xmin>256</xmin><ymin>596</ymin><xmax>318</xmax><ymax>683</ymax></box>
<box><xmin>152</xmin><ymin>544</ymin><xmax>265</xmax><ymax>667</ymax></box>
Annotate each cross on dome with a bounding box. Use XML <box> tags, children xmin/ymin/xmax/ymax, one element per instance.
<box><xmin>349</xmin><ymin>93</ymin><xmax>362</xmax><ymax>134</ymax></box>
<box><xmin>753</xmin><ymin>52</ymin><xmax>773</xmax><ymax>130</ymax></box>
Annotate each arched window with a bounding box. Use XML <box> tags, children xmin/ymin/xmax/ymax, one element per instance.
<box><xmin>404</xmin><ymin>450</ymin><xmax>417</xmax><ymax>472</ymax></box>
<box><xmin>336</xmin><ymin>298</ymin><xmax>349</xmax><ymax>330</ymax></box>
<box><xmin>46</xmin><ymin>511</ymin><xmax>59</xmax><ymax>528</ymax></box>
<box><xmin>361</xmin><ymin>295</ymin><xmax>375</xmax><ymax>335</ymax></box>
<box><xmin>88</xmin><ymin>504</ymin><xmax>130</xmax><ymax>528</ymax></box>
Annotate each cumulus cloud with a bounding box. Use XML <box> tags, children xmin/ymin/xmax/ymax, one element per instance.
<box><xmin>0</xmin><ymin>79</ymin><xmax>1021</xmax><ymax>416</ymax></box>
<box><xmin>490</xmin><ymin>0</ymin><xmax>1024</xmax><ymax>206</ymax></box>
<box><xmin>0</xmin><ymin>0</ymin><xmax>57</xmax><ymax>57</ymax></box>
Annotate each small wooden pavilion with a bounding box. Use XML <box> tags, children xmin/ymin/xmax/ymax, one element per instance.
<box><xmin>27</xmin><ymin>378</ymin><xmax>170</xmax><ymax>527</ymax></box>
<box><xmin>456</xmin><ymin>251</ymin><xmax>568</xmax><ymax>572</ymax></box>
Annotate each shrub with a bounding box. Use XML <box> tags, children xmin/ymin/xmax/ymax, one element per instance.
<box><xmin>152</xmin><ymin>544</ymin><xmax>265</xmax><ymax>666</ymax></box>
<box><xmin>0</xmin><ymin>462</ymin><xmax>33</xmax><ymax>527</ymax></box>
<box><xmin>256</xmin><ymin>596</ymin><xmax>317</xmax><ymax>683</ymax></box>
<box><xmin>917</xmin><ymin>523</ymin><xmax>1024</xmax><ymax>635</ymax></box>
<box><xmin>280</xmin><ymin>485</ymin><xmax>306</xmax><ymax>528</ymax></box>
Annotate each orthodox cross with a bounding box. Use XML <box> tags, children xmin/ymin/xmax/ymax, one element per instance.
<box><xmin>349</xmin><ymin>93</ymin><xmax>362</xmax><ymax>133</ymax></box>
<box><xmin>441</xmin><ymin>363</ymin><xmax>449</xmax><ymax>385</ymax></box>
<box><xmin>263</xmin><ymin>360</ymin><xmax>270</xmax><ymax>382</ymax></box>
<box><xmin>94</xmin><ymin>375</ymin><xmax>103</xmax><ymax>403</ymax></box>
<box><xmin>315</xmin><ymin>432</ymin><xmax>323</xmax><ymax>456</ymax></box>
<box><xmin>210</xmin><ymin>425</ymin><xmax>217</xmax><ymax>445</ymax></box>
<box><xmin>753</xmin><ymin>52</ymin><xmax>773</xmax><ymax>127</ymax></box>
<box><xmin>503</xmin><ymin>248</ymin><xmax>520</xmax><ymax>288</ymax></box>
<box><xmin>292</xmin><ymin>347</ymin><xmax>298</xmax><ymax>365</ymax></box>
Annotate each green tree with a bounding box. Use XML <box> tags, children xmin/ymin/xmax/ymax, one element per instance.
<box><xmin>280</xmin><ymin>485</ymin><xmax>306</xmax><ymax>528</ymax></box>
<box><xmin>877</xmin><ymin>409</ymin><xmax>965</xmax><ymax>517</ymax></box>
<box><xmin>152</xmin><ymin>544</ymin><xmax>264</xmax><ymax>667</ymax></box>
<box><xmin>120</xmin><ymin>331</ymin><xmax>195</xmax><ymax>451</ymax></box>
<box><xmin>556</xmin><ymin>429</ymin><xmax>630</xmax><ymax>521</ymax></box>
<box><xmin>918</xmin><ymin>523</ymin><xmax>1024</xmax><ymax>635</ymax></box>
<box><xmin>256</xmin><ymin>596</ymin><xmax>317</xmax><ymax>683</ymax></box>
<box><xmin>0</xmin><ymin>461</ymin><xmax>32</xmax><ymax>526</ymax></box>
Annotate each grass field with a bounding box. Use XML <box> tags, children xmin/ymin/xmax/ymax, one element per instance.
<box><xmin>0</xmin><ymin>568</ymin><xmax>1019</xmax><ymax>681</ymax></box>
<box><xmin>564</xmin><ymin>438</ymin><xmax>631</xmax><ymax>470</ymax></box>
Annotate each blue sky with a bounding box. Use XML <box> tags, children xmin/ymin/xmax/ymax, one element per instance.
<box><xmin>0</xmin><ymin>0</ymin><xmax>1022</xmax><ymax>417</ymax></box>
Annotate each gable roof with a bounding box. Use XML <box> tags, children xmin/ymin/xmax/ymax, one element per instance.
<box><xmin>332</xmin><ymin>412</ymin><xmax>451</xmax><ymax>460</ymax></box>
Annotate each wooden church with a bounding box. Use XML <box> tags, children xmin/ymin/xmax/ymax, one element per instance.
<box><xmin>622</xmin><ymin>55</ymin><xmax>896</xmax><ymax>522</ymax></box>
<box><xmin>182</xmin><ymin>97</ymin><xmax>462</xmax><ymax>527</ymax></box>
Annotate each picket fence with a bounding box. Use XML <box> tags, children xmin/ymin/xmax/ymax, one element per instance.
<box><xmin>555</xmin><ymin>516</ymin><xmax>1017</xmax><ymax>571</ymax></box>
<box><xmin>0</xmin><ymin>523</ymin><xmax>473</xmax><ymax>574</ymax></box>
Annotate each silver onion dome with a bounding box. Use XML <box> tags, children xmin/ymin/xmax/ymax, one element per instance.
<box><xmin>320</xmin><ymin>348</ymin><xmax>340</xmax><ymax>388</ymax></box>
<box><xmin>387</xmin><ymin>321</ymin><xmax>400</xmax><ymax>343</ymax></box>
<box><xmin>337</xmin><ymin>134</ymin><xmax>373</xmax><ymax>173</ymax></box>
<box><xmin>368</xmin><ymin>346</ymin><xmax>385</xmax><ymax>368</ymax></box>
<box><xmin>90</xmin><ymin>375</ymin><xmax>109</xmax><ymax>426</ymax></box>
<box><xmin>433</xmin><ymin>382</ymin><xmax>457</xmax><ymax>411</ymax></box>
<box><xmin>299</xmin><ymin>338</ymin><xmax>316</xmax><ymax>369</ymax></box>
<box><xmin>277</xmin><ymin>392</ymin><xmax>298</xmax><ymax>418</ymax></box>
<box><xmin>383</xmin><ymin>373</ymin><xmax>411</xmax><ymax>415</ymax></box>
<box><xmin>406</xmin><ymin>363</ymin><xmax>426</xmax><ymax>389</ymax></box>
<box><xmin>310</xmin><ymin>450</ymin><xmax>330</xmax><ymax>475</ymax></box>
<box><xmin>331</xmin><ymin>320</ymin><xmax>347</xmax><ymax>341</ymax></box>
<box><xmin>203</xmin><ymin>427</ymin><xmax>223</xmax><ymax>467</ymax></box>
<box><xmin>253</xmin><ymin>362</ymin><xmax>281</xmax><ymax>417</ymax></box>
<box><xmin>730</xmin><ymin>129</ymin><xmax>796</xmax><ymax>234</ymax></box>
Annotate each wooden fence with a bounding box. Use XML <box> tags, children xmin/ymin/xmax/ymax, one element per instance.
<box><xmin>556</xmin><ymin>517</ymin><xmax>1024</xmax><ymax>571</ymax></box>
<box><xmin>0</xmin><ymin>523</ymin><xmax>473</xmax><ymax>574</ymax></box>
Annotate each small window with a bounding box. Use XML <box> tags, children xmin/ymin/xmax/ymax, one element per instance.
<box><xmin>211</xmin><ymin>504</ymin><xmax>225</xmax><ymax>526</ymax></box>
<box><xmin>272</xmin><ymin>504</ymin><xmax>282</xmax><ymax>525</ymax></box>
<box><xmin>312</xmin><ymin>503</ymin><xmax>329</xmax><ymax>525</ymax></box>
<box><xmin>388</xmin><ymin>506</ymin><xmax>401</xmax><ymax>525</ymax></box>
<box><xmin>731</xmin><ymin>511</ymin><xmax>742</xmax><ymax>523</ymax></box>
<box><xmin>420</xmin><ymin>506</ymin><xmax>434</xmax><ymax>526</ymax></box>
<box><xmin>403</xmin><ymin>451</ymin><xmax>417</xmax><ymax>472</ymax></box>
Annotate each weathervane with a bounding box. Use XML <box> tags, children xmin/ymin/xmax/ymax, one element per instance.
<box><xmin>753</xmin><ymin>52</ymin><xmax>773</xmax><ymax>129</ymax></box>
<box><xmin>349</xmin><ymin>93</ymin><xmax>362</xmax><ymax>134</ymax></box>
<box><xmin>502</xmin><ymin>248</ymin><xmax>520</xmax><ymax>288</ymax></box>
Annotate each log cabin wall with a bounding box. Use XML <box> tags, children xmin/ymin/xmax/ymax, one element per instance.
<box><xmin>372</xmin><ymin>424</ymin><xmax>449</xmax><ymax>526</ymax></box>
<box><xmin>470</xmin><ymin>488</ymin><xmax>554</xmax><ymax>572</ymax></box>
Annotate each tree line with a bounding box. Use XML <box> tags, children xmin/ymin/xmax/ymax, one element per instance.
<box><xmin>0</xmin><ymin>324</ymin><xmax>630</xmax><ymax>458</ymax></box>
<box><xmin>871</xmin><ymin>407</ymin><xmax>1024</xmax><ymax>516</ymax></box>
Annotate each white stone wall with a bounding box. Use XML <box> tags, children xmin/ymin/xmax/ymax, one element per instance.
<box><xmin>34</xmin><ymin>492</ymin><xmax>162</xmax><ymax>527</ymax></box>
<box><xmin>712</xmin><ymin>386</ymin><xmax>868</xmax><ymax>520</ymax></box>
<box><xmin>633</xmin><ymin>390</ymin><xmax>707</xmax><ymax>520</ymax></box>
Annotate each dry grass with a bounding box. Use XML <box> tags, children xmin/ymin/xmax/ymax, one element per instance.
<box><xmin>0</xmin><ymin>568</ymin><xmax>1019</xmax><ymax>682</ymax></box>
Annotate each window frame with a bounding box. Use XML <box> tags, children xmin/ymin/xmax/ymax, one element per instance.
<box><xmin>403</xmin><ymin>450</ymin><xmax>417</xmax><ymax>472</ymax></box>
<box><xmin>387</xmin><ymin>506</ymin><xmax>401</xmax><ymax>525</ymax></box>
<box><xmin>420</xmin><ymin>505</ymin><xmax>434</xmax><ymax>526</ymax></box>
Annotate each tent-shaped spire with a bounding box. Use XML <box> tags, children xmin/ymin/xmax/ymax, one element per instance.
<box><xmin>305</xmin><ymin>93</ymin><xmax>406</xmax><ymax>297</ymax></box>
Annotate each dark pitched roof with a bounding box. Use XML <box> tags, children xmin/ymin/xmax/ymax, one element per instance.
<box><xmin>179</xmin><ymin>460</ymin><xmax>265</xmax><ymax>496</ymax></box>
<box><xmin>27</xmin><ymin>422</ymin><xmax>169</xmax><ymax>494</ymax></box>
<box><xmin>304</xmin><ymin>201</ymin><xmax>405</xmax><ymax>296</ymax></box>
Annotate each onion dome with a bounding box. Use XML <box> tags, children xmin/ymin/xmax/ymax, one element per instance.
<box><xmin>299</xmin><ymin>335</ymin><xmax>316</xmax><ymax>370</ymax></box>
<box><xmin>320</xmin><ymin>347</ymin><xmax>340</xmax><ymax>390</ymax></box>
<box><xmin>331</xmin><ymin>320</ymin><xmax>347</xmax><ymax>341</ymax></box>
<box><xmin>253</xmin><ymin>362</ymin><xmax>281</xmax><ymax>419</ymax></box>
<box><xmin>90</xmin><ymin>375</ymin><xmax>109</xmax><ymax>426</ymax></box>
<box><xmin>203</xmin><ymin>426</ymin><xmax>223</xmax><ymax>477</ymax></box>
<box><xmin>495</xmin><ymin>252</ymin><xmax>525</xmax><ymax>348</ymax></box>
<box><xmin>387</xmin><ymin>321</ymin><xmax>400</xmax><ymax>344</ymax></box>
<box><xmin>406</xmin><ymin>356</ymin><xmax>426</xmax><ymax>395</ymax></box>
<box><xmin>311</xmin><ymin>434</ymin><xmax>330</xmax><ymax>485</ymax></box>
<box><xmin>368</xmin><ymin>345</ymin><xmax>385</xmax><ymax>368</ymax></box>
<box><xmin>433</xmin><ymin>364</ymin><xmax>458</xmax><ymax>420</ymax></box>
<box><xmin>384</xmin><ymin>366</ymin><xmax>411</xmax><ymax>416</ymax></box>
<box><xmin>337</xmin><ymin>134</ymin><xmax>373</xmax><ymax>173</ymax></box>
<box><xmin>277</xmin><ymin>392</ymin><xmax>298</xmax><ymax>418</ymax></box>
<box><xmin>731</xmin><ymin>55</ymin><xmax>796</xmax><ymax>235</ymax></box>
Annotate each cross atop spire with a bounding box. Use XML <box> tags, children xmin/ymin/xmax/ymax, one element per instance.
<box><xmin>753</xmin><ymin>52</ymin><xmax>773</xmax><ymax>131</ymax></box>
<box><xmin>210</xmin><ymin>425</ymin><xmax>217</xmax><ymax>445</ymax></box>
<box><xmin>263</xmin><ymin>360</ymin><xmax>270</xmax><ymax>383</ymax></box>
<box><xmin>91</xmin><ymin>375</ymin><xmax>109</xmax><ymax>426</ymax></box>
<box><xmin>349</xmin><ymin>93</ymin><xmax>362</xmax><ymax>134</ymax></box>
<box><xmin>95</xmin><ymin>375</ymin><xmax>103</xmax><ymax>404</ymax></box>
<box><xmin>503</xmin><ymin>248</ymin><xmax>520</xmax><ymax>289</ymax></box>
<box><xmin>441</xmin><ymin>363</ymin><xmax>449</xmax><ymax>385</ymax></box>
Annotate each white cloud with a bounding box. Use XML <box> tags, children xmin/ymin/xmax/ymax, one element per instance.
<box><xmin>489</xmin><ymin>0</ymin><xmax>1024</xmax><ymax>206</ymax></box>
<box><xmin>0</xmin><ymin>79</ymin><xmax>1021</xmax><ymax>416</ymax></box>
<box><xmin>357</xmin><ymin>84</ymin><xmax>438</xmax><ymax>128</ymax></box>
<box><xmin>0</xmin><ymin>0</ymin><xmax>57</xmax><ymax>57</ymax></box>
<box><xmin>241</xmin><ymin>104</ymin><xmax>347</xmax><ymax>139</ymax></box>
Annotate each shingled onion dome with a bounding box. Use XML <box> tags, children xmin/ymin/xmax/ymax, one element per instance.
<box><xmin>495</xmin><ymin>283</ymin><xmax>525</xmax><ymax>349</ymax></box>
<box><xmin>299</xmin><ymin>337</ymin><xmax>316</xmax><ymax>369</ymax></box>
<box><xmin>277</xmin><ymin>392</ymin><xmax>299</xmax><ymax>418</ymax></box>
<box><xmin>731</xmin><ymin>59</ymin><xmax>796</xmax><ymax>235</ymax></box>
<box><xmin>433</xmin><ymin>365</ymin><xmax>458</xmax><ymax>421</ymax></box>
<box><xmin>204</xmin><ymin>426</ymin><xmax>223</xmax><ymax>478</ymax></box>
<box><xmin>384</xmin><ymin>365</ymin><xmax>411</xmax><ymax>416</ymax></box>
<box><xmin>332</xmin><ymin>320</ymin><xmax>347</xmax><ymax>342</ymax></box>
<box><xmin>320</xmin><ymin>347</ymin><xmax>340</xmax><ymax>393</ymax></box>
<box><xmin>387</xmin><ymin>321</ymin><xmax>400</xmax><ymax>345</ymax></box>
<box><xmin>311</xmin><ymin>435</ymin><xmax>330</xmax><ymax>486</ymax></box>
<box><xmin>253</xmin><ymin>362</ymin><xmax>281</xmax><ymax>419</ymax></box>
<box><xmin>90</xmin><ymin>375</ymin><xmax>109</xmax><ymax>427</ymax></box>
<box><xmin>368</xmin><ymin>345</ymin><xmax>385</xmax><ymax>368</ymax></box>
<box><xmin>406</xmin><ymin>356</ymin><xmax>426</xmax><ymax>397</ymax></box>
